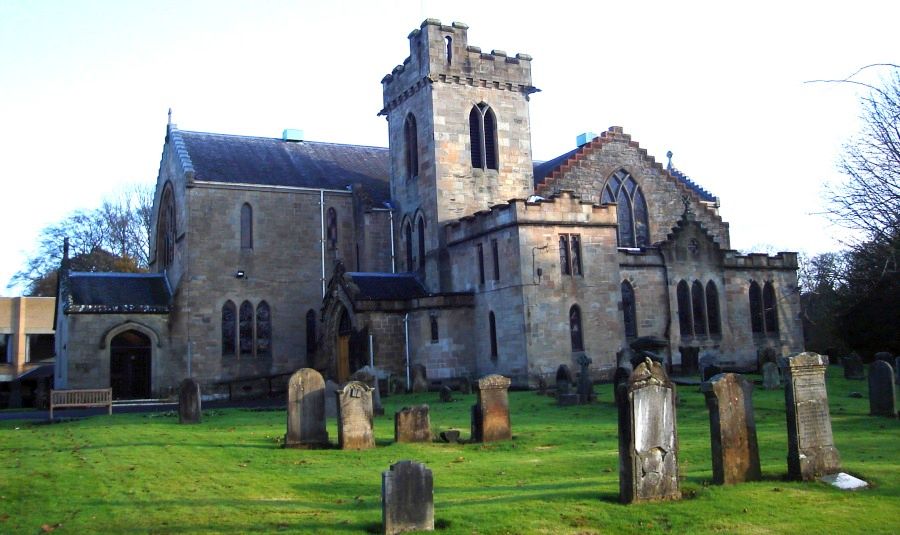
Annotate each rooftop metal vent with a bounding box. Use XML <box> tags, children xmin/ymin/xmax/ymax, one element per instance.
<box><xmin>282</xmin><ymin>128</ymin><xmax>304</xmax><ymax>142</ymax></box>
<box><xmin>576</xmin><ymin>132</ymin><xmax>597</xmax><ymax>147</ymax></box>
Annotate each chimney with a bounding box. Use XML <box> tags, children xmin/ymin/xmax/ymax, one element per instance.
<box><xmin>282</xmin><ymin>129</ymin><xmax>304</xmax><ymax>142</ymax></box>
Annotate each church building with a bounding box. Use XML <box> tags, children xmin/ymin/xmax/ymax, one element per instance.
<box><xmin>54</xmin><ymin>20</ymin><xmax>803</xmax><ymax>399</ymax></box>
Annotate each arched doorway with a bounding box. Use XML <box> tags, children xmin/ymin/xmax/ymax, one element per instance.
<box><xmin>336</xmin><ymin>309</ymin><xmax>352</xmax><ymax>382</ymax></box>
<box><xmin>110</xmin><ymin>330</ymin><xmax>152</xmax><ymax>399</ymax></box>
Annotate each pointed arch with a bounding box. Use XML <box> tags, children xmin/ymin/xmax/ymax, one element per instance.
<box><xmin>256</xmin><ymin>301</ymin><xmax>271</xmax><ymax>357</ymax></box>
<box><xmin>416</xmin><ymin>214</ymin><xmax>426</xmax><ymax>272</ymax></box>
<box><xmin>601</xmin><ymin>169</ymin><xmax>650</xmax><ymax>248</ymax></box>
<box><xmin>222</xmin><ymin>300</ymin><xmax>236</xmax><ymax>356</ymax></box>
<box><xmin>621</xmin><ymin>280</ymin><xmax>637</xmax><ymax>338</ymax></box>
<box><xmin>677</xmin><ymin>280</ymin><xmax>692</xmax><ymax>336</ymax></box>
<box><xmin>239</xmin><ymin>300</ymin><xmax>253</xmax><ymax>356</ymax></box>
<box><xmin>691</xmin><ymin>280</ymin><xmax>707</xmax><ymax>336</ymax></box>
<box><xmin>241</xmin><ymin>203</ymin><xmax>253</xmax><ymax>250</ymax></box>
<box><xmin>706</xmin><ymin>281</ymin><xmax>721</xmax><ymax>336</ymax></box>
<box><xmin>404</xmin><ymin>113</ymin><xmax>419</xmax><ymax>179</ymax></box>
<box><xmin>469</xmin><ymin>103</ymin><xmax>498</xmax><ymax>170</ymax></box>
<box><xmin>569</xmin><ymin>304</ymin><xmax>584</xmax><ymax>353</ymax></box>
<box><xmin>403</xmin><ymin>219</ymin><xmax>413</xmax><ymax>272</ymax></box>
<box><xmin>156</xmin><ymin>181</ymin><xmax>176</xmax><ymax>270</ymax></box>
<box><xmin>749</xmin><ymin>281</ymin><xmax>764</xmax><ymax>334</ymax></box>
<box><xmin>763</xmin><ymin>281</ymin><xmax>779</xmax><ymax>334</ymax></box>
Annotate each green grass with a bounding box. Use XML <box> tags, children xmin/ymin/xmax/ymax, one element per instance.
<box><xmin>1</xmin><ymin>367</ymin><xmax>898</xmax><ymax>534</ymax></box>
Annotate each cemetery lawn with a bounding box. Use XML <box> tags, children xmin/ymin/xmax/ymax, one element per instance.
<box><xmin>1</xmin><ymin>368</ymin><xmax>898</xmax><ymax>534</ymax></box>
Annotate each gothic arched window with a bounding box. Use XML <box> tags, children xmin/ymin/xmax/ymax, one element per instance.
<box><xmin>469</xmin><ymin>103</ymin><xmax>498</xmax><ymax>170</ymax></box>
<box><xmin>256</xmin><ymin>301</ymin><xmax>271</xmax><ymax>357</ymax></box>
<box><xmin>221</xmin><ymin>300</ymin><xmax>236</xmax><ymax>356</ymax></box>
<box><xmin>305</xmin><ymin>309</ymin><xmax>317</xmax><ymax>358</ymax></box>
<box><xmin>763</xmin><ymin>282</ymin><xmax>779</xmax><ymax>334</ymax></box>
<box><xmin>677</xmin><ymin>280</ymin><xmax>692</xmax><ymax>336</ymax></box>
<box><xmin>417</xmin><ymin>215</ymin><xmax>426</xmax><ymax>271</ymax></box>
<box><xmin>326</xmin><ymin>207</ymin><xmax>338</xmax><ymax>250</ymax></box>
<box><xmin>404</xmin><ymin>220</ymin><xmax>413</xmax><ymax>272</ymax></box>
<box><xmin>570</xmin><ymin>305</ymin><xmax>584</xmax><ymax>353</ymax></box>
<box><xmin>404</xmin><ymin>114</ymin><xmax>419</xmax><ymax>179</ymax></box>
<box><xmin>622</xmin><ymin>280</ymin><xmax>637</xmax><ymax>338</ymax></box>
<box><xmin>489</xmin><ymin>311</ymin><xmax>498</xmax><ymax>362</ymax></box>
<box><xmin>430</xmin><ymin>315</ymin><xmax>439</xmax><ymax>343</ymax></box>
<box><xmin>601</xmin><ymin>169</ymin><xmax>650</xmax><ymax>248</ymax></box>
<box><xmin>692</xmin><ymin>280</ymin><xmax>708</xmax><ymax>336</ymax></box>
<box><xmin>239</xmin><ymin>301</ymin><xmax>253</xmax><ymax>356</ymax></box>
<box><xmin>156</xmin><ymin>182</ymin><xmax>176</xmax><ymax>270</ymax></box>
<box><xmin>241</xmin><ymin>203</ymin><xmax>253</xmax><ymax>250</ymax></box>
<box><xmin>706</xmin><ymin>281</ymin><xmax>721</xmax><ymax>336</ymax></box>
<box><xmin>749</xmin><ymin>281</ymin><xmax>764</xmax><ymax>334</ymax></box>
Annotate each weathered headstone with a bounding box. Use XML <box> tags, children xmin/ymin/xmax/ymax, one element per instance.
<box><xmin>678</xmin><ymin>346</ymin><xmax>699</xmax><ymax>375</ymax></box>
<box><xmin>758</xmin><ymin>346</ymin><xmax>779</xmax><ymax>369</ymax></box>
<box><xmin>471</xmin><ymin>374</ymin><xmax>512</xmax><ymax>442</ymax></box>
<box><xmin>841</xmin><ymin>354</ymin><xmax>865</xmax><ymax>380</ymax></box>
<box><xmin>868</xmin><ymin>360</ymin><xmax>897</xmax><ymax>418</ymax></box>
<box><xmin>701</xmin><ymin>373</ymin><xmax>761</xmax><ymax>485</ymax></box>
<box><xmin>617</xmin><ymin>357</ymin><xmax>680</xmax><ymax>503</ymax></box>
<box><xmin>351</xmin><ymin>366</ymin><xmax>384</xmax><ymax>416</ymax></box>
<box><xmin>324</xmin><ymin>379</ymin><xmax>339</xmax><ymax>419</ymax></box>
<box><xmin>395</xmin><ymin>405</ymin><xmax>432</xmax><ymax>443</ymax></box>
<box><xmin>284</xmin><ymin>369</ymin><xmax>329</xmax><ymax>448</ymax></box>
<box><xmin>702</xmin><ymin>365</ymin><xmax>722</xmax><ymax>382</ymax></box>
<box><xmin>614</xmin><ymin>348</ymin><xmax>637</xmax><ymax>405</ymax></box>
<box><xmin>576</xmin><ymin>354</ymin><xmax>595</xmax><ymax>404</ymax></box>
<box><xmin>382</xmin><ymin>461</ymin><xmax>434</xmax><ymax>535</ymax></box>
<box><xmin>874</xmin><ymin>351</ymin><xmax>893</xmax><ymax>363</ymax></box>
<box><xmin>778</xmin><ymin>352</ymin><xmax>841</xmax><ymax>480</ymax></box>
<box><xmin>439</xmin><ymin>385</ymin><xmax>454</xmax><ymax>403</ymax></box>
<box><xmin>337</xmin><ymin>381</ymin><xmax>375</xmax><ymax>450</ymax></box>
<box><xmin>556</xmin><ymin>364</ymin><xmax>578</xmax><ymax>406</ymax></box>
<box><xmin>699</xmin><ymin>352</ymin><xmax>719</xmax><ymax>381</ymax></box>
<box><xmin>178</xmin><ymin>378</ymin><xmax>202</xmax><ymax>424</ymax></box>
<box><xmin>762</xmin><ymin>362</ymin><xmax>781</xmax><ymax>390</ymax></box>
<box><xmin>439</xmin><ymin>429</ymin><xmax>460</xmax><ymax>443</ymax></box>
<box><xmin>411</xmin><ymin>364</ymin><xmax>429</xmax><ymax>393</ymax></box>
<box><xmin>536</xmin><ymin>376</ymin><xmax>548</xmax><ymax>395</ymax></box>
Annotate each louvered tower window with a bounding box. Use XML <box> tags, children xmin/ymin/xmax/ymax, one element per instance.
<box><xmin>469</xmin><ymin>103</ymin><xmax>498</xmax><ymax>170</ymax></box>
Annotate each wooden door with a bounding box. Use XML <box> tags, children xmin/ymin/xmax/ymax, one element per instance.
<box><xmin>337</xmin><ymin>335</ymin><xmax>350</xmax><ymax>383</ymax></box>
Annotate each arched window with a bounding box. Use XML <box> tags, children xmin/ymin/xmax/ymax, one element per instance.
<box><xmin>404</xmin><ymin>114</ymin><xmax>419</xmax><ymax>179</ymax></box>
<box><xmin>691</xmin><ymin>280</ymin><xmax>707</xmax><ymax>336</ymax></box>
<box><xmin>622</xmin><ymin>281</ymin><xmax>637</xmax><ymax>338</ymax></box>
<box><xmin>469</xmin><ymin>103</ymin><xmax>498</xmax><ymax>170</ymax></box>
<box><xmin>430</xmin><ymin>315</ymin><xmax>439</xmax><ymax>343</ymax></box>
<box><xmin>305</xmin><ymin>309</ymin><xmax>316</xmax><ymax>358</ymax></box>
<box><xmin>156</xmin><ymin>182</ymin><xmax>176</xmax><ymax>270</ymax></box>
<box><xmin>570</xmin><ymin>305</ymin><xmax>584</xmax><ymax>353</ymax></box>
<box><xmin>239</xmin><ymin>301</ymin><xmax>253</xmax><ymax>356</ymax></box>
<box><xmin>256</xmin><ymin>301</ymin><xmax>271</xmax><ymax>357</ymax></box>
<box><xmin>445</xmin><ymin>36</ymin><xmax>452</xmax><ymax>64</ymax></box>
<box><xmin>221</xmin><ymin>300</ymin><xmax>236</xmax><ymax>356</ymax></box>
<box><xmin>241</xmin><ymin>203</ymin><xmax>253</xmax><ymax>250</ymax></box>
<box><xmin>489</xmin><ymin>311</ymin><xmax>498</xmax><ymax>362</ymax></box>
<box><xmin>749</xmin><ymin>281</ymin><xmax>764</xmax><ymax>334</ymax></box>
<box><xmin>677</xmin><ymin>280</ymin><xmax>692</xmax><ymax>336</ymax></box>
<box><xmin>326</xmin><ymin>207</ymin><xmax>338</xmax><ymax>249</ymax></box>
<box><xmin>706</xmin><ymin>281</ymin><xmax>721</xmax><ymax>336</ymax></box>
<box><xmin>763</xmin><ymin>282</ymin><xmax>779</xmax><ymax>334</ymax></box>
<box><xmin>417</xmin><ymin>216</ymin><xmax>426</xmax><ymax>271</ymax></box>
<box><xmin>601</xmin><ymin>170</ymin><xmax>650</xmax><ymax>248</ymax></box>
<box><xmin>404</xmin><ymin>221</ymin><xmax>413</xmax><ymax>271</ymax></box>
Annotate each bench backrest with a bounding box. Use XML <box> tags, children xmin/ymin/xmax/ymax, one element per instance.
<box><xmin>51</xmin><ymin>389</ymin><xmax>113</xmax><ymax>406</ymax></box>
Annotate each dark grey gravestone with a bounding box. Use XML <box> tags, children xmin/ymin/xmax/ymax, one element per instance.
<box><xmin>178</xmin><ymin>378</ymin><xmax>202</xmax><ymax>424</ymax></box>
<box><xmin>411</xmin><ymin>364</ymin><xmax>429</xmax><ymax>393</ymax></box>
<box><xmin>439</xmin><ymin>429</ymin><xmax>460</xmax><ymax>443</ymax></box>
<box><xmin>779</xmin><ymin>352</ymin><xmax>841</xmax><ymax>481</ymax></box>
<box><xmin>679</xmin><ymin>346</ymin><xmax>699</xmax><ymax>375</ymax></box>
<box><xmin>841</xmin><ymin>354</ymin><xmax>865</xmax><ymax>380</ymax></box>
<box><xmin>382</xmin><ymin>461</ymin><xmax>434</xmax><ymax>535</ymax></box>
<box><xmin>617</xmin><ymin>357</ymin><xmax>680</xmax><ymax>503</ymax></box>
<box><xmin>471</xmin><ymin>374</ymin><xmax>511</xmax><ymax>443</ymax></box>
<box><xmin>324</xmin><ymin>379</ymin><xmax>339</xmax><ymax>419</ymax></box>
<box><xmin>701</xmin><ymin>373</ymin><xmax>761</xmax><ymax>485</ymax></box>
<box><xmin>556</xmin><ymin>364</ymin><xmax>573</xmax><ymax>395</ymax></box>
<box><xmin>395</xmin><ymin>405</ymin><xmax>432</xmax><ymax>443</ymax></box>
<box><xmin>576</xmin><ymin>354</ymin><xmax>595</xmax><ymax>404</ymax></box>
<box><xmin>762</xmin><ymin>362</ymin><xmax>781</xmax><ymax>390</ymax></box>
<box><xmin>536</xmin><ymin>376</ymin><xmax>548</xmax><ymax>395</ymax></box>
<box><xmin>702</xmin><ymin>365</ymin><xmax>722</xmax><ymax>382</ymax></box>
<box><xmin>439</xmin><ymin>385</ymin><xmax>454</xmax><ymax>403</ymax></box>
<box><xmin>868</xmin><ymin>360</ymin><xmax>897</xmax><ymax>418</ymax></box>
<box><xmin>758</xmin><ymin>347</ymin><xmax>779</xmax><ymax>370</ymax></box>
<box><xmin>284</xmin><ymin>369</ymin><xmax>329</xmax><ymax>448</ymax></box>
<box><xmin>874</xmin><ymin>351</ymin><xmax>893</xmax><ymax>363</ymax></box>
<box><xmin>337</xmin><ymin>381</ymin><xmax>375</xmax><ymax>450</ymax></box>
<box><xmin>350</xmin><ymin>366</ymin><xmax>384</xmax><ymax>416</ymax></box>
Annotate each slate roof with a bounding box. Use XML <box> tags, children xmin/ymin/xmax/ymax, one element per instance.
<box><xmin>67</xmin><ymin>272</ymin><xmax>171</xmax><ymax>314</ymax></box>
<box><xmin>177</xmin><ymin>129</ymin><xmax>392</xmax><ymax>203</ymax></box>
<box><xmin>345</xmin><ymin>272</ymin><xmax>428</xmax><ymax>301</ymax></box>
<box><xmin>666</xmin><ymin>166</ymin><xmax>717</xmax><ymax>202</ymax></box>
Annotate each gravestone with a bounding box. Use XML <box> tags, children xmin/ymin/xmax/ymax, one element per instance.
<box><xmin>395</xmin><ymin>405</ymin><xmax>432</xmax><ymax>443</ymax></box>
<box><xmin>762</xmin><ymin>362</ymin><xmax>781</xmax><ymax>390</ymax></box>
<box><xmin>874</xmin><ymin>351</ymin><xmax>893</xmax><ymax>363</ymax></box>
<box><xmin>617</xmin><ymin>357</ymin><xmax>680</xmax><ymax>503</ymax></box>
<box><xmin>439</xmin><ymin>385</ymin><xmax>453</xmax><ymax>403</ymax></box>
<box><xmin>778</xmin><ymin>352</ymin><xmax>842</xmax><ymax>480</ymax></box>
<box><xmin>337</xmin><ymin>381</ymin><xmax>375</xmax><ymax>450</ymax></box>
<box><xmin>382</xmin><ymin>461</ymin><xmax>434</xmax><ymax>535</ymax></box>
<box><xmin>576</xmin><ymin>354</ymin><xmax>595</xmax><ymax>404</ymax></box>
<box><xmin>614</xmin><ymin>348</ymin><xmax>637</xmax><ymax>405</ymax></box>
<box><xmin>536</xmin><ymin>377</ymin><xmax>548</xmax><ymax>395</ymax></box>
<box><xmin>701</xmin><ymin>373</ymin><xmax>761</xmax><ymax>485</ymax></box>
<box><xmin>324</xmin><ymin>379</ymin><xmax>339</xmax><ymax>418</ymax></box>
<box><xmin>284</xmin><ymin>369</ymin><xmax>329</xmax><ymax>448</ymax></box>
<box><xmin>459</xmin><ymin>377</ymin><xmax>472</xmax><ymax>395</ymax></box>
<box><xmin>178</xmin><ymin>378</ymin><xmax>202</xmax><ymax>424</ymax></box>
<box><xmin>471</xmin><ymin>374</ymin><xmax>512</xmax><ymax>442</ymax></box>
<box><xmin>758</xmin><ymin>346</ymin><xmax>779</xmax><ymax>370</ymax></box>
<box><xmin>351</xmin><ymin>366</ymin><xmax>384</xmax><ymax>416</ymax></box>
<box><xmin>841</xmin><ymin>354</ymin><xmax>865</xmax><ymax>380</ymax></box>
<box><xmin>411</xmin><ymin>364</ymin><xmax>429</xmax><ymax>393</ymax></box>
<box><xmin>699</xmin><ymin>352</ymin><xmax>719</xmax><ymax>381</ymax></box>
<box><xmin>868</xmin><ymin>360</ymin><xmax>897</xmax><ymax>418</ymax></box>
<box><xmin>678</xmin><ymin>346</ymin><xmax>700</xmax><ymax>375</ymax></box>
<box><xmin>702</xmin><ymin>365</ymin><xmax>722</xmax><ymax>382</ymax></box>
<box><xmin>556</xmin><ymin>364</ymin><xmax>578</xmax><ymax>406</ymax></box>
<box><xmin>439</xmin><ymin>429</ymin><xmax>460</xmax><ymax>443</ymax></box>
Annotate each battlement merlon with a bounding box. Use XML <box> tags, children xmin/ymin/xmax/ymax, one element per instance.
<box><xmin>723</xmin><ymin>251</ymin><xmax>799</xmax><ymax>270</ymax></box>
<box><xmin>380</xmin><ymin>19</ymin><xmax>538</xmax><ymax>113</ymax></box>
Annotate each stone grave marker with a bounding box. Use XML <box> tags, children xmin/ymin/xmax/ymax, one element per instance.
<box><xmin>382</xmin><ymin>461</ymin><xmax>434</xmax><ymax>535</ymax></box>
<box><xmin>351</xmin><ymin>366</ymin><xmax>384</xmax><ymax>416</ymax></box>
<box><xmin>471</xmin><ymin>374</ymin><xmax>511</xmax><ymax>442</ymax></box>
<box><xmin>411</xmin><ymin>364</ymin><xmax>429</xmax><ymax>393</ymax></box>
<box><xmin>395</xmin><ymin>405</ymin><xmax>432</xmax><ymax>443</ymax></box>
<box><xmin>439</xmin><ymin>430</ymin><xmax>460</xmax><ymax>443</ymax></box>
<box><xmin>178</xmin><ymin>378</ymin><xmax>202</xmax><ymax>424</ymax></box>
<box><xmin>762</xmin><ymin>362</ymin><xmax>781</xmax><ymax>390</ymax></box>
<box><xmin>617</xmin><ymin>357</ymin><xmax>680</xmax><ymax>503</ymax></box>
<box><xmin>439</xmin><ymin>385</ymin><xmax>453</xmax><ymax>403</ymax></box>
<box><xmin>284</xmin><ymin>369</ymin><xmax>329</xmax><ymax>448</ymax></box>
<box><xmin>536</xmin><ymin>376</ymin><xmax>548</xmax><ymax>395</ymax></box>
<box><xmin>556</xmin><ymin>364</ymin><xmax>578</xmax><ymax>406</ymax></box>
<box><xmin>868</xmin><ymin>360</ymin><xmax>897</xmax><ymax>418</ymax></box>
<box><xmin>324</xmin><ymin>379</ymin><xmax>339</xmax><ymax>419</ymax></box>
<box><xmin>874</xmin><ymin>351</ymin><xmax>893</xmax><ymax>363</ymax></box>
<box><xmin>701</xmin><ymin>373</ymin><xmax>761</xmax><ymax>485</ymax></box>
<box><xmin>841</xmin><ymin>354</ymin><xmax>865</xmax><ymax>380</ymax></box>
<box><xmin>337</xmin><ymin>381</ymin><xmax>375</xmax><ymax>450</ymax></box>
<box><xmin>702</xmin><ymin>364</ymin><xmax>722</xmax><ymax>382</ymax></box>
<box><xmin>778</xmin><ymin>352</ymin><xmax>842</xmax><ymax>480</ymax></box>
<box><xmin>758</xmin><ymin>346</ymin><xmax>778</xmax><ymax>369</ymax></box>
<box><xmin>576</xmin><ymin>354</ymin><xmax>594</xmax><ymax>404</ymax></box>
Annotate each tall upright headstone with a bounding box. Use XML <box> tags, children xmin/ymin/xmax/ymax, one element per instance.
<box><xmin>284</xmin><ymin>369</ymin><xmax>329</xmax><ymax>448</ymax></box>
<box><xmin>382</xmin><ymin>461</ymin><xmax>434</xmax><ymax>535</ymax></box>
<box><xmin>701</xmin><ymin>373</ymin><xmax>761</xmax><ymax>485</ymax></box>
<box><xmin>761</xmin><ymin>362</ymin><xmax>781</xmax><ymax>390</ymax></box>
<box><xmin>868</xmin><ymin>360</ymin><xmax>897</xmax><ymax>418</ymax></box>
<box><xmin>617</xmin><ymin>357</ymin><xmax>680</xmax><ymax>503</ymax></box>
<box><xmin>411</xmin><ymin>364</ymin><xmax>429</xmax><ymax>393</ymax></box>
<box><xmin>556</xmin><ymin>364</ymin><xmax>578</xmax><ymax>406</ymax></box>
<box><xmin>395</xmin><ymin>405</ymin><xmax>432</xmax><ymax>443</ymax></box>
<box><xmin>351</xmin><ymin>366</ymin><xmax>384</xmax><ymax>416</ymax></box>
<box><xmin>576</xmin><ymin>354</ymin><xmax>594</xmax><ymax>404</ymax></box>
<box><xmin>778</xmin><ymin>352</ymin><xmax>841</xmax><ymax>480</ymax></box>
<box><xmin>178</xmin><ymin>378</ymin><xmax>202</xmax><ymax>424</ymax></box>
<box><xmin>337</xmin><ymin>381</ymin><xmax>375</xmax><ymax>450</ymax></box>
<box><xmin>471</xmin><ymin>374</ymin><xmax>511</xmax><ymax>442</ymax></box>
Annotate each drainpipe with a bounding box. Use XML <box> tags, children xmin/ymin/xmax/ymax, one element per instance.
<box><xmin>320</xmin><ymin>190</ymin><xmax>326</xmax><ymax>298</ymax></box>
<box><xmin>403</xmin><ymin>313</ymin><xmax>411</xmax><ymax>390</ymax></box>
<box><xmin>388</xmin><ymin>207</ymin><xmax>396</xmax><ymax>274</ymax></box>
<box><xmin>368</xmin><ymin>333</ymin><xmax>375</xmax><ymax>368</ymax></box>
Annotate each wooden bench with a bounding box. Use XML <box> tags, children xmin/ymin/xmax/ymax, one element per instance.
<box><xmin>49</xmin><ymin>388</ymin><xmax>113</xmax><ymax>420</ymax></box>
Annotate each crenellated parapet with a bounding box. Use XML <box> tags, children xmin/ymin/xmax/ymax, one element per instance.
<box><xmin>724</xmin><ymin>250</ymin><xmax>799</xmax><ymax>270</ymax></box>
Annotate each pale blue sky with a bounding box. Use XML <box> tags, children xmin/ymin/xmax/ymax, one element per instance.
<box><xmin>2</xmin><ymin>0</ymin><xmax>897</xmax><ymax>294</ymax></box>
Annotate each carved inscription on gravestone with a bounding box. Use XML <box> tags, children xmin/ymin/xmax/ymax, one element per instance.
<box><xmin>337</xmin><ymin>381</ymin><xmax>375</xmax><ymax>450</ymax></box>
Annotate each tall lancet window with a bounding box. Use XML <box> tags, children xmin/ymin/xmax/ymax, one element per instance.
<box><xmin>469</xmin><ymin>103</ymin><xmax>498</xmax><ymax>170</ymax></box>
<box><xmin>241</xmin><ymin>203</ymin><xmax>253</xmax><ymax>250</ymax></box>
<box><xmin>404</xmin><ymin>114</ymin><xmax>419</xmax><ymax>179</ymax></box>
<box><xmin>601</xmin><ymin>169</ymin><xmax>650</xmax><ymax>247</ymax></box>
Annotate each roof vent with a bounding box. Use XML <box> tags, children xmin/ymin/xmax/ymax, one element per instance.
<box><xmin>282</xmin><ymin>129</ymin><xmax>304</xmax><ymax>142</ymax></box>
<box><xmin>576</xmin><ymin>132</ymin><xmax>597</xmax><ymax>147</ymax></box>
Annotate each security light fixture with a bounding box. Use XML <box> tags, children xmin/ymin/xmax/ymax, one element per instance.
<box><xmin>235</xmin><ymin>270</ymin><xmax>246</xmax><ymax>279</ymax></box>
